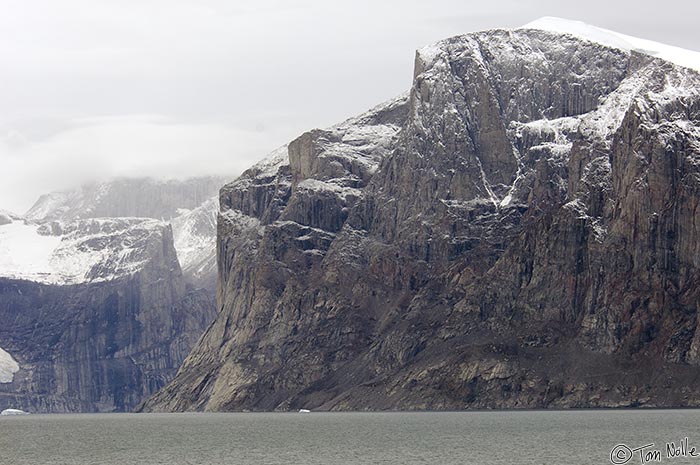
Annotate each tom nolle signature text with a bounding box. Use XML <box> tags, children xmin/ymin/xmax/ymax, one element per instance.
<box><xmin>611</xmin><ymin>438</ymin><xmax>700</xmax><ymax>464</ymax></box>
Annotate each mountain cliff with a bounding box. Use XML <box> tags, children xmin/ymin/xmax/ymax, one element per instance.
<box><xmin>143</xmin><ymin>20</ymin><xmax>700</xmax><ymax>411</ymax></box>
<box><xmin>0</xmin><ymin>178</ymin><xmax>221</xmax><ymax>412</ymax></box>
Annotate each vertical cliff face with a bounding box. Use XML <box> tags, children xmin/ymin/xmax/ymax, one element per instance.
<box><xmin>143</xmin><ymin>25</ymin><xmax>700</xmax><ymax>412</ymax></box>
<box><xmin>0</xmin><ymin>178</ymin><xmax>222</xmax><ymax>412</ymax></box>
<box><xmin>0</xmin><ymin>219</ymin><xmax>215</xmax><ymax>412</ymax></box>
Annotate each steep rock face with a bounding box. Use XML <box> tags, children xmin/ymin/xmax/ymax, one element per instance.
<box><xmin>0</xmin><ymin>221</ymin><xmax>215</xmax><ymax>412</ymax></box>
<box><xmin>143</xmin><ymin>26</ymin><xmax>700</xmax><ymax>411</ymax></box>
<box><xmin>0</xmin><ymin>178</ymin><xmax>221</xmax><ymax>412</ymax></box>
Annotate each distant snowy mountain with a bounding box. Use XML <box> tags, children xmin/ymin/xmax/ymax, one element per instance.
<box><xmin>0</xmin><ymin>176</ymin><xmax>224</xmax><ymax>412</ymax></box>
<box><xmin>2</xmin><ymin>176</ymin><xmax>224</xmax><ymax>288</ymax></box>
<box><xmin>0</xmin><ymin>217</ymin><xmax>175</xmax><ymax>285</ymax></box>
<box><xmin>0</xmin><ymin>210</ymin><xmax>19</xmax><ymax>226</ymax></box>
<box><xmin>25</xmin><ymin>177</ymin><xmax>226</xmax><ymax>223</ymax></box>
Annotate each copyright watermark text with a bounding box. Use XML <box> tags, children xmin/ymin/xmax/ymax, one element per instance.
<box><xmin>611</xmin><ymin>438</ymin><xmax>700</xmax><ymax>464</ymax></box>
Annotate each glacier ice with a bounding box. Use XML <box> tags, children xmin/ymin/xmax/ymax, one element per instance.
<box><xmin>0</xmin><ymin>347</ymin><xmax>20</xmax><ymax>383</ymax></box>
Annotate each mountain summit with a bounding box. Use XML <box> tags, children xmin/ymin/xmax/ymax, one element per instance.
<box><xmin>143</xmin><ymin>21</ymin><xmax>700</xmax><ymax>411</ymax></box>
<box><xmin>522</xmin><ymin>17</ymin><xmax>700</xmax><ymax>71</ymax></box>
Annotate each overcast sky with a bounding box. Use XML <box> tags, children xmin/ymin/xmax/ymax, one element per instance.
<box><xmin>1</xmin><ymin>0</ymin><xmax>698</xmax><ymax>213</ymax></box>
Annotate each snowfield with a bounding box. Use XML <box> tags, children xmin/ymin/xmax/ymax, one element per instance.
<box><xmin>0</xmin><ymin>221</ymin><xmax>62</xmax><ymax>283</ymax></box>
<box><xmin>0</xmin><ymin>347</ymin><xmax>20</xmax><ymax>383</ymax></box>
<box><xmin>0</xmin><ymin>218</ymin><xmax>165</xmax><ymax>285</ymax></box>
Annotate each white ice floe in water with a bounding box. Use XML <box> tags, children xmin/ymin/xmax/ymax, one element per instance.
<box><xmin>522</xmin><ymin>17</ymin><xmax>700</xmax><ymax>72</ymax></box>
<box><xmin>1</xmin><ymin>409</ymin><xmax>28</xmax><ymax>415</ymax></box>
<box><xmin>0</xmin><ymin>347</ymin><xmax>20</xmax><ymax>383</ymax></box>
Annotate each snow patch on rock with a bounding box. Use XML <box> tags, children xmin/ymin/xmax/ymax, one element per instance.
<box><xmin>0</xmin><ymin>218</ymin><xmax>165</xmax><ymax>285</ymax></box>
<box><xmin>172</xmin><ymin>197</ymin><xmax>218</xmax><ymax>281</ymax></box>
<box><xmin>0</xmin><ymin>347</ymin><xmax>20</xmax><ymax>383</ymax></box>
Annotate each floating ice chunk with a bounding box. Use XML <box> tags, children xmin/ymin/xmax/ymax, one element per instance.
<box><xmin>1</xmin><ymin>409</ymin><xmax>29</xmax><ymax>415</ymax></box>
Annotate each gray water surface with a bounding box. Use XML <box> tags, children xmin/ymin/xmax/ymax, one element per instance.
<box><xmin>1</xmin><ymin>410</ymin><xmax>699</xmax><ymax>464</ymax></box>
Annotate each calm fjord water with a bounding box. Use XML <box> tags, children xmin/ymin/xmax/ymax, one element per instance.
<box><xmin>1</xmin><ymin>410</ymin><xmax>699</xmax><ymax>464</ymax></box>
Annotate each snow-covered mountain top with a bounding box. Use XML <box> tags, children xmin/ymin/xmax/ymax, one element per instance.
<box><xmin>2</xmin><ymin>176</ymin><xmax>225</xmax><ymax>287</ymax></box>
<box><xmin>249</xmin><ymin>145</ymin><xmax>290</xmax><ymax>180</ymax></box>
<box><xmin>0</xmin><ymin>217</ymin><xmax>167</xmax><ymax>285</ymax></box>
<box><xmin>522</xmin><ymin>17</ymin><xmax>700</xmax><ymax>72</ymax></box>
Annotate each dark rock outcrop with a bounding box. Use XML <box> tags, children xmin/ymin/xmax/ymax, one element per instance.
<box><xmin>143</xmin><ymin>27</ymin><xmax>700</xmax><ymax>411</ymax></box>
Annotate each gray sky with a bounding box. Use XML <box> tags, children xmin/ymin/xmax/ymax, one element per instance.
<box><xmin>1</xmin><ymin>0</ymin><xmax>698</xmax><ymax>213</ymax></box>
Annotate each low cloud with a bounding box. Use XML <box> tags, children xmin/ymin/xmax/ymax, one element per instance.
<box><xmin>0</xmin><ymin>116</ymin><xmax>296</xmax><ymax>213</ymax></box>
<box><xmin>1</xmin><ymin>0</ymin><xmax>698</xmax><ymax>213</ymax></box>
